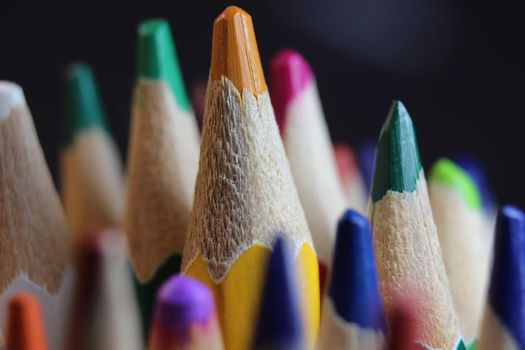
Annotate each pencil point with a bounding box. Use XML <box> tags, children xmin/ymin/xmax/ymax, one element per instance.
<box><xmin>63</xmin><ymin>63</ymin><xmax>107</xmax><ymax>145</ymax></box>
<box><xmin>453</xmin><ymin>153</ymin><xmax>495</xmax><ymax>212</ymax></box>
<box><xmin>153</xmin><ymin>274</ymin><xmax>214</xmax><ymax>331</ymax></box>
<box><xmin>329</xmin><ymin>209</ymin><xmax>386</xmax><ymax>330</ymax></box>
<box><xmin>0</xmin><ymin>81</ymin><xmax>26</xmax><ymax>120</ymax></box>
<box><xmin>254</xmin><ymin>238</ymin><xmax>303</xmax><ymax>349</ymax></box>
<box><xmin>371</xmin><ymin>100</ymin><xmax>422</xmax><ymax>202</ymax></box>
<box><xmin>7</xmin><ymin>292</ymin><xmax>48</xmax><ymax>350</ymax></box>
<box><xmin>138</xmin><ymin>19</ymin><xmax>190</xmax><ymax>110</ymax></box>
<box><xmin>487</xmin><ymin>205</ymin><xmax>525</xmax><ymax>347</ymax></box>
<box><xmin>269</xmin><ymin>49</ymin><xmax>314</xmax><ymax>129</ymax></box>
<box><xmin>429</xmin><ymin>158</ymin><xmax>481</xmax><ymax>209</ymax></box>
<box><xmin>387</xmin><ymin>295</ymin><xmax>420</xmax><ymax>350</ymax></box>
<box><xmin>211</xmin><ymin>6</ymin><xmax>267</xmax><ymax>94</ymax></box>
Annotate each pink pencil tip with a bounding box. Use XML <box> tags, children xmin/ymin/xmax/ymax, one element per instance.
<box><xmin>333</xmin><ymin>143</ymin><xmax>359</xmax><ymax>183</ymax></box>
<box><xmin>269</xmin><ymin>49</ymin><xmax>314</xmax><ymax>132</ymax></box>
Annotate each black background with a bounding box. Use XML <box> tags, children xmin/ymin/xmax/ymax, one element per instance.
<box><xmin>1</xmin><ymin>1</ymin><xmax>524</xmax><ymax>208</ymax></box>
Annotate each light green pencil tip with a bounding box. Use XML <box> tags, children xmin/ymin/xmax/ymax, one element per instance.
<box><xmin>429</xmin><ymin>158</ymin><xmax>482</xmax><ymax>209</ymax></box>
<box><xmin>371</xmin><ymin>100</ymin><xmax>423</xmax><ymax>202</ymax></box>
<box><xmin>137</xmin><ymin>19</ymin><xmax>190</xmax><ymax>110</ymax></box>
<box><xmin>63</xmin><ymin>62</ymin><xmax>107</xmax><ymax>146</ymax></box>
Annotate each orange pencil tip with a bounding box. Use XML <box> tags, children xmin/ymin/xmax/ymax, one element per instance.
<box><xmin>7</xmin><ymin>292</ymin><xmax>48</xmax><ymax>350</ymax></box>
<box><xmin>211</xmin><ymin>6</ymin><xmax>267</xmax><ymax>94</ymax></box>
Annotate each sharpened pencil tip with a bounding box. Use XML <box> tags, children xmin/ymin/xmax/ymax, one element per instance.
<box><xmin>137</xmin><ymin>19</ymin><xmax>190</xmax><ymax>110</ymax></box>
<box><xmin>0</xmin><ymin>81</ymin><xmax>26</xmax><ymax>121</ymax></box>
<box><xmin>329</xmin><ymin>209</ymin><xmax>386</xmax><ymax>331</ymax></box>
<box><xmin>63</xmin><ymin>63</ymin><xmax>107</xmax><ymax>145</ymax></box>
<box><xmin>211</xmin><ymin>6</ymin><xmax>267</xmax><ymax>94</ymax></box>
<box><xmin>371</xmin><ymin>100</ymin><xmax>422</xmax><ymax>202</ymax></box>
<box><xmin>487</xmin><ymin>205</ymin><xmax>525</xmax><ymax>348</ymax></box>
<box><xmin>269</xmin><ymin>49</ymin><xmax>314</xmax><ymax>129</ymax></box>
<box><xmin>254</xmin><ymin>237</ymin><xmax>304</xmax><ymax>349</ymax></box>
<box><xmin>429</xmin><ymin>158</ymin><xmax>481</xmax><ymax>210</ymax></box>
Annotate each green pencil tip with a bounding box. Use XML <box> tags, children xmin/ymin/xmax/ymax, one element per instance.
<box><xmin>371</xmin><ymin>100</ymin><xmax>423</xmax><ymax>202</ymax></box>
<box><xmin>63</xmin><ymin>63</ymin><xmax>108</xmax><ymax>146</ymax></box>
<box><xmin>137</xmin><ymin>19</ymin><xmax>190</xmax><ymax>111</ymax></box>
<box><xmin>429</xmin><ymin>158</ymin><xmax>482</xmax><ymax>210</ymax></box>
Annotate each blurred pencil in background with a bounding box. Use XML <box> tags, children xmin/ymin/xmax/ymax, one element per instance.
<box><xmin>182</xmin><ymin>7</ymin><xmax>319</xmax><ymax>350</ymax></box>
<box><xmin>369</xmin><ymin>100</ymin><xmax>460</xmax><ymax>348</ymax></box>
<box><xmin>149</xmin><ymin>275</ymin><xmax>223</xmax><ymax>350</ymax></box>
<box><xmin>67</xmin><ymin>229</ymin><xmax>142</xmax><ymax>350</ymax></box>
<box><xmin>333</xmin><ymin>144</ymin><xmax>368</xmax><ymax>213</ymax></box>
<box><xmin>319</xmin><ymin>210</ymin><xmax>385</xmax><ymax>349</ymax></box>
<box><xmin>270</xmin><ymin>49</ymin><xmax>347</xmax><ymax>282</ymax></box>
<box><xmin>60</xmin><ymin>63</ymin><xmax>124</xmax><ymax>240</ymax></box>
<box><xmin>0</xmin><ymin>81</ymin><xmax>73</xmax><ymax>350</ymax></box>
<box><xmin>253</xmin><ymin>238</ymin><xmax>305</xmax><ymax>350</ymax></box>
<box><xmin>478</xmin><ymin>206</ymin><xmax>525</xmax><ymax>350</ymax></box>
<box><xmin>124</xmin><ymin>18</ymin><xmax>201</xmax><ymax>335</ymax></box>
<box><xmin>428</xmin><ymin>158</ymin><xmax>489</xmax><ymax>341</ymax></box>
<box><xmin>6</xmin><ymin>292</ymin><xmax>47</xmax><ymax>350</ymax></box>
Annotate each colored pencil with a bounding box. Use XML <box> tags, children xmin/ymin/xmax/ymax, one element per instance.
<box><xmin>356</xmin><ymin>139</ymin><xmax>376</xmax><ymax>194</ymax></box>
<box><xmin>67</xmin><ymin>229</ymin><xmax>143</xmax><ymax>350</ymax></box>
<box><xmin>478</xmin><ymin>205</ymin><xmax>525</xmax><ymax>350</ymax></box>
<box><xmin>253</xmin><ymin>238</ymin><xmax>305</xmax><ymax>350</ymax></box>
<box><xmin>428</xmin><ymin>158</ymin><xmax>489</xmax><ymax>341</ymax></box>
<box><xmin>124</xmin><ymin>18</ymin><xmax>201</xmax><ymax>336</ymax></box>
<box><xmin>149</xmin><ymin>275</ymin><xmax>223</xmax><ymax>350</ymax></box>
<box><xmin>0</xmin><ymin>81</ymin><xmax>73</xmax><ymax>350</ymax></box>
<box><xmin>60</xmin><ymin>63</ymin><xmax>124</xmax><ymax>240</ymax></box>
<box><xmin>124</xmin><ymin>18</ymin><xmax>200</xmax><ymax>281</ymax></box>
<box><xmin>6</xmin><ymin>292</ymin><xmax>48</xmax><ymax>350</ymax></box>
<box><xmin>319</xmin><ymin>209</ymin><xmax>386</xmax><ymax>349</ymax></box>
<box><xmin>269</xmin><ymin>48</ymin><xmax>347</xmax><ymax>272</ymax></box>
<box><xmin>333</xmin><ymin>143</ymin><xmax>368</xmax><ymax>213</ymax></box>
<box><xmin>369</xmin><ymin>100</ymin><xmax>461</xmax><ymax>349</ymax></box>
<box><xmin>182</xmin><ymin>7</ymin><xmax>319</xmax><ymax>350</ymax></box>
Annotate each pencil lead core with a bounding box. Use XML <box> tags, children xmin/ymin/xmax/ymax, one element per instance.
<box><xmin>211</xmin><ymin>6</ymin><xmax>267</xmax><ymax>94</ymax></box>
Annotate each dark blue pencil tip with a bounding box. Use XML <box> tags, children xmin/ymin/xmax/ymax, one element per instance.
<box><xmin>488</xmin><ymin>205</ymin><xmax>525</xmax><ymax>348</ymax></box>
<box><xmin>356</xmin><ymin>140</ymin><xmax>376</xmax><ymax>193</ymax></box>
<box><xmin>328</xmin><ymin>209</ymin><xmax>386</xmax><ymax>331</ymax></box>
<box><xmin>453</xmin><ymin>153</ymin><xmax>495</xmax><ymax>212</ymax></box>
<box><xmin>253</xmin><ymin>237</ymin><xmax>304</xmax><ymax>349</ymax></box>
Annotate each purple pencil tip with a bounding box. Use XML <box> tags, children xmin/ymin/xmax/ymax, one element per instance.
<box><xmin>154</xmin><ymin>274</ymin><xmax>214</xmax><ymax>331</ymax></box>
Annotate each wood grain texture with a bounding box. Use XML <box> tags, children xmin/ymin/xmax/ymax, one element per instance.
<box><xmin>182</xmin><ymin>76</ymin><xmax>312</xmax><ymax>280</ymax></box>
<box><xmin>0</xmin><ymin>105</ymin><xmax>71</xmax><ymax>293</ymax></box>
<box><xmin>124</xmin><ymin>80</ymin><xmax>200</xmax><ymax>281</ymax></box>
<box><xmin>60</xmin><ymin>129</ymin><xmax>124</xmax><ymax>239</ymax></box>
<box><xmin>281</xmin><ymin>81</ymin><xmax>347</xmax><ymax>265</ymax></box>
<box><xmin>370</xmin><ymin>173</ymin><xmax>461</xmax><ymax>349</ymax></box>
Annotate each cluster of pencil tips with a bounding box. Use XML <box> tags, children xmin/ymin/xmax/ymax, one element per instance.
<box><xmin>0</xmin><ymin>5</ymin><xmax>523</xmax><ymax>350</ymax></box>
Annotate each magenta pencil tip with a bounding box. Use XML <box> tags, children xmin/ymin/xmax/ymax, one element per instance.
<box><xmin>269</xmin><ymin>49</ymin><xmax>314</xmax><ymax>131</ymax></box>
<box><xmin>153</xmin><ymin>275</ymin><xmax>214</xmax><ymax>332</ymax></box>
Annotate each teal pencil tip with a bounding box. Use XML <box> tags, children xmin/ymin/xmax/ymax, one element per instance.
<box><xmin>137</xmin><ymin>19</ymin><xmax>190</xmax><ymax>111</ymax></box>
<box><xmin>429</xmin><ymin>158</ymin><xmax>482</xmax><ymax>210</ymax></box>
<box><xmin>63</xmin><ymin>63</ymin><xmax>107</xmax><ymax>146</ymax></box>
<box><xmin>371</xmin><ymin>100</ymin><xmax>422</xmax><ymax>202</ymax></box>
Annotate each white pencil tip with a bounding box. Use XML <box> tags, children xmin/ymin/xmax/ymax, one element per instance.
<box><xmin>0</xmin><ymin>81</ymin><xmax>26</xmax><ymax>121</ymax></box>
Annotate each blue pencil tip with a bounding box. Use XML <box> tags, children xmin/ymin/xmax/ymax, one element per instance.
<box><xmin>356</xmin><ymin>140</ymin><xmax>376</xmax><ymax>193</ymax></box>
<box><xmin>453</xmin><ymin>153</ymin><xmax>495</xmax><ymax>212</ymax></box>
<box><xmin>328</xmin><ymin>209</ymin><xmax>386</xmax><ymax>331</ymax></box>
<box><xmin>253</xmin><ymin>237</ymin><xmax>304</xmax><ymax>349</ymax></box>
<box><xmin>488</xmin><ymin>205</ymin><xmax>525</xmax><ymax>348</ymax></box>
